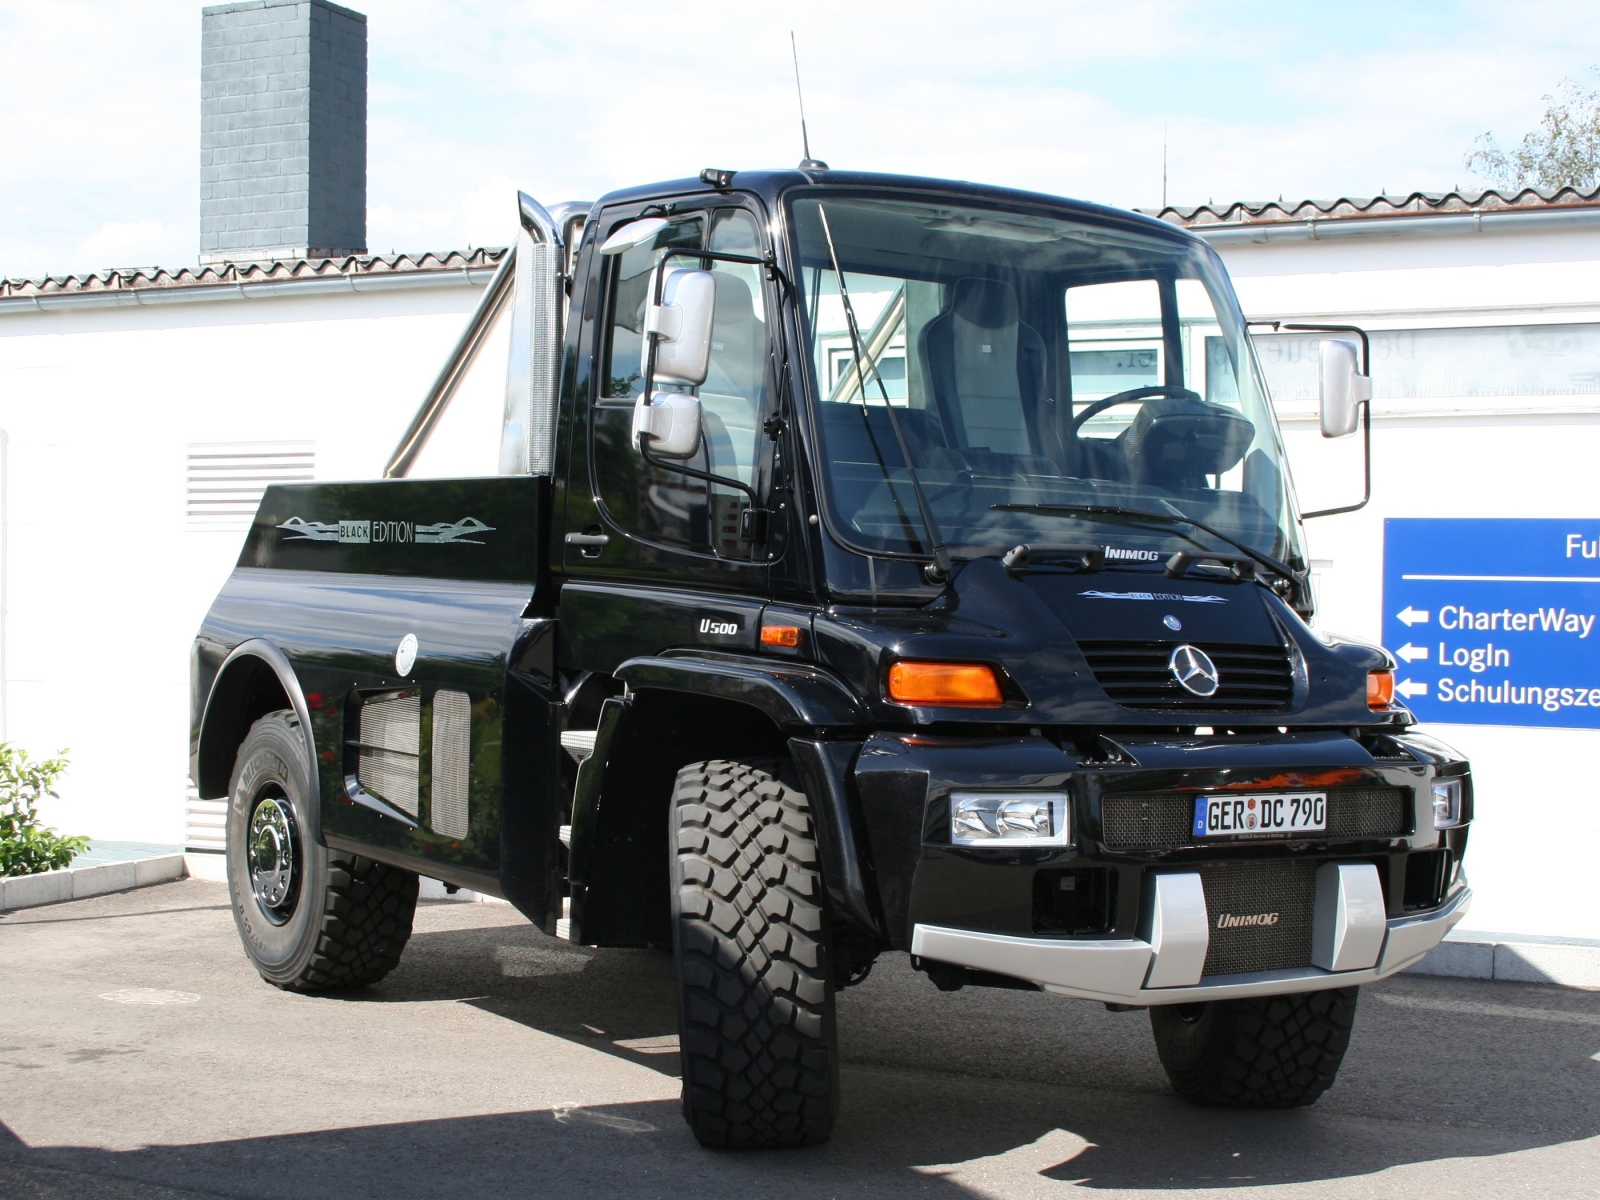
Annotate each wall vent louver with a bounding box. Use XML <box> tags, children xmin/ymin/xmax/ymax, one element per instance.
<box><xmin>186</xmin><ymin>441</ymin><xmax>314</xmax><ymax>531</ymax></box>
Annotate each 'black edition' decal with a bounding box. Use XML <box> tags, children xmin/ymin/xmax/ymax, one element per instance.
<box><xmin>1080</xmin><ymin>590</ymin><xmax>1227</xmax><ymax>604</ymax></box>
<box><xmin>278</xmin><ymin>516</ymin><xmax>496</xmax><ymax>545</ymax></box>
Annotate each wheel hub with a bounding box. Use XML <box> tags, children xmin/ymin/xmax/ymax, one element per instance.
<box><xmin>247</xmin><ymin>794</ymin><xmax>297</xmax><ymax>917</ymax></box>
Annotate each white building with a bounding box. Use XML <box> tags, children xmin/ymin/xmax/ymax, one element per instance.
<box><xmin>0</xmin><ymin>249</ymin><xmax>501</xmax><ymax>849</ymax></box>
<box><xmin>1162</xmin><ymin>187</ymin><xmax>1600</xmax><ymax>942</ymax></box>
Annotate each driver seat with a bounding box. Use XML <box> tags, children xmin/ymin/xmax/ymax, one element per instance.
<box><xmin>918</xmin><ymin>278</ymin><xmax>1048</xmax><ymax>463</ymax></box>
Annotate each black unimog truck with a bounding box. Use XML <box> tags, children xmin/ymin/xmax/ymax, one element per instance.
<box><xmin>190</xmin><ymin>169</ymin><xmax>1473</xmax><ymax>1148</ymax></box>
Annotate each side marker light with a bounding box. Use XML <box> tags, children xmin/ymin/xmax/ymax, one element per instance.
<box><xmin>760</xmin><ymin>624</ymin><xmax>802</xmax><ymax>648</ymax></box>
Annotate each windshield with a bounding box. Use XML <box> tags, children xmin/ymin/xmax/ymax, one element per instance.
<box><xmin>787</xmin><ymin>193</ymin><xmax>1307</xmax><ymax>572</ymax></box>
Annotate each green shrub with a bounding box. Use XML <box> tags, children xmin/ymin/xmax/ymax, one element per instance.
<box><xmin>0</xmin><ymin>745</ymin><xmax>81</xmax><ymax>877</ymax></box>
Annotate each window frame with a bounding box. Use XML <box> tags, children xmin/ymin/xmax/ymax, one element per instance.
<box><xmin>585</xmin><ymin>199</ymin><xmax>783</xmax><ymax>564</ymax></box>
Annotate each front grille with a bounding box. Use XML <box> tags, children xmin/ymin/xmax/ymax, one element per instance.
<box><xmin>1102</xmin><ymin>785</ymin><xmax>1409</xmax><ymax>848</ymax></box>
<box><xmin>1078</xmin><ymin>640</ymin><xmax>1294</xmax><ymax>711</ymax></box>
<box><xmin>1195</xmin><ymin>860</ymin><xmax>1318</xmax><ymax>976</ymax></box>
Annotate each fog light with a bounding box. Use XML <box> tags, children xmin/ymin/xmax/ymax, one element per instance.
<box><xmin>1431</xmin><ymin>778</ymin><xmax>1463</xmax><ymax>829</ymax></box>
<box><xmin>950</xmin><ymin>792</ymin><xmax>1069</xmax><ymax>847</ymax></box>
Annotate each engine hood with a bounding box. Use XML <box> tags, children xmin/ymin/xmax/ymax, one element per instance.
<box><xmin>810</xmin><ymin>556</ymin><xmax>1397</xmax><ymax>728</ymax></box>
<box><xmin>1016</xmin><ymin>569</ymin><xmax>1282</xmax><ymax>646</ymax></box>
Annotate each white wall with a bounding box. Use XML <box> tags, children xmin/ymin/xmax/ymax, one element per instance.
<box><xmin>0</xmin><ymin>280</ymin><xmax>485</xmax><ymax>845</ymax></box>
<box><xmin>1217</xmin><ymin>220</ymin><xmax>1600</xmax><ymax>940</ymax></box>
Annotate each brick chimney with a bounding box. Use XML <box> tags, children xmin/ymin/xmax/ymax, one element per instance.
<box><xmin>199</xmin><ymin>0</ymin><xmax>367</xmax><ymax>265</ymax></box>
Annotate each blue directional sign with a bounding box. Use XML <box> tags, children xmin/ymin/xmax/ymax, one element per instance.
<box><xmin>1383</xmin><ymin>518</ymin><xmax>1600</xmax><ymax>728</ymax></box>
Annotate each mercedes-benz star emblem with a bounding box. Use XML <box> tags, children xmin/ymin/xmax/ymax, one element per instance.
<box><xmin>1169</xmin><ymin>644</ymin><xmax>1220</xmax><ymax>697</ymax></box>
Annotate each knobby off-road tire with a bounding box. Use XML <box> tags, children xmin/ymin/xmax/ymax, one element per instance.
<box><xmin>669</xmin><ymin>759</ymin><xmax>838</xmax><ymax>1148</ymax></box>
<box><xmin>226</xmin><ymin>710</ymin><xmax>418</xmax><ymax>992</ymax></box>
<box><xmin>1150</xmin><ymin>986</ymin><xmax>1360</xmax><ymax>1108</ymax></box>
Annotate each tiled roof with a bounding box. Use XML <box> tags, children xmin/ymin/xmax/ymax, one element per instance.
<box><xmin>1141</xmin><ymin>185</ymin><xmax>1600</xmax><ymax>229</ymax></box>
<box><xmin>0</xmin><ymin>247</ymin><xmax>506</xmax><ymax>299</ymax></box>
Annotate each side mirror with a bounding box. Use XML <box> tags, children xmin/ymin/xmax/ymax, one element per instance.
<box><xmin>644</xmin><ymin>267</ymin><xmax>715</xmax><ymax>387</ymax></box>
<box><xmin>632</xmin><ymin>392</ymin><xmax>702</xmax><ymax>457</ymax></box>
<box><xmin>1318</xmin><ymin>339</ymin><xmax>1372</xmax><ymax>438</ymax></box>
<box><xmin>599</xmin><ymin>217</ymin><xmax>668</xmax><ymax>256</ymax></box>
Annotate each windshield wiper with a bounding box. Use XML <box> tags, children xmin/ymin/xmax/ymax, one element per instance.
<box><xmin>991</xmin><ymin>502</ymin><xmax>1302</xmax><ymax>590</ymax></box>
<box><xmin>816</xmin><ymin>205</ymin><xmax>952</xmax><ymax>582</ymax></box>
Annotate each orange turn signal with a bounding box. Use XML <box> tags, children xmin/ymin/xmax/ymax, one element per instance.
<box><xmin>760</xmin><ymin>624</ymin><xmax>802</xmax><ymax>648</ymax></box>
<box><xmin>887</xmin><ymin>661</ymin><xmax>1005</xmax><ymax>707</ymax></box>
<box><xmin>1368</xmin><ymin>670</ymin><xmax>1395</xmax><ymax>710</ymax></box>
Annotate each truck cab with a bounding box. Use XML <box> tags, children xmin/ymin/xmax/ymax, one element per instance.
<box><xmin>191</xmin><ymin>168</ymin><xmax>1472</xmax><ymax>1148</ymax></box>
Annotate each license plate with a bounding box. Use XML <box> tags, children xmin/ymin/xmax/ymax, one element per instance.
<box><xmin>1193</xmin><ymin>792</ymin><xmax>1326</xmax><ymax>838</ymax></box>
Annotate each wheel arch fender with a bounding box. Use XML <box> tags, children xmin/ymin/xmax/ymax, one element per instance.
<box><xmin>196</xmin><ymin>639</ymin><xmax>322</xmax><ymax>839</ymax></box>
<box><xmin>567</xmin><ymin>655</ymin><xmax>876</xmax><ymax>945</ymax></box>
<box><xmin>612</xmin><ymin>653</ymin><xmax>867</xmax><ymax>730</ymax></box>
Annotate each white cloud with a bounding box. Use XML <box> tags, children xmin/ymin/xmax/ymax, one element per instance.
<box><xmin>3</xmin><ymin>0</ymin><xmax>1600</xmax><ymax>279</ymax></box>
<box><xmin>71</xmin><ymin>220</ymin><xmax>192</xmax><ymax>274</ymax></box>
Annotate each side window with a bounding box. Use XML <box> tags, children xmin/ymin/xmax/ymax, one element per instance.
<box><xmin>602</xmin><ymin>218</ymin><xmax>704</xmax><ymax>401</ymax></box>
<box><xmin>700</xmin><ymin>210</ymin><xmax>771</xmax><ymax>552</ymax></box>
<box><xmin>591</xmin><ymin>208</ymin><xmax>771</xmax><ymax>560</ymax></box>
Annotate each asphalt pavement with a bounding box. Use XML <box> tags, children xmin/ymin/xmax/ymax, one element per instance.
<box><xmin>1</xmin><ymin>878</ymin><xmax>1597</xmax><ymax>1199</ymax></box>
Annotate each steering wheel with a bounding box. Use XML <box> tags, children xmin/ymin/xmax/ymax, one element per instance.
<box><xmin>1069</xmin><ymin>385</ymin><xmax>1202</xmax><ymax>435</ymax></box>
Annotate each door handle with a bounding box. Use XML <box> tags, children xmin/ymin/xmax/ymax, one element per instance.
<box><xmin>564</xmin><ymin>532</ymin><xmax>610</xmax><ymax>548</ymax></box>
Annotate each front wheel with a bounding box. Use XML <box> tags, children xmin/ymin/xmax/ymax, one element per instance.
<box><xmin>1150</xmin><ymin>987</ymin><xmax>1359</xmax><ymax>1108</ymax></box>
<box><xmin>669</xmin><ymin>759</ymin><xmax>838</xmax><ymax>1148</ymax></box>
<box><xmin>226</xmin><ymin>710</ymin><xmax>419</xmax><ymax>992</ymax></box>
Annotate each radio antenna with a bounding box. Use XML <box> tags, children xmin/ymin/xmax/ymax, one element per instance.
<box><xmin>790</xmin><ymin>32</ymin><xmax>828</xmax><ymax>172</ymax></box>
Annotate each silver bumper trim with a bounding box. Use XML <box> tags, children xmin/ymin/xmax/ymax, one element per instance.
<box><xmin>910</xmin><ymin>884</ymin><xmax>1472</xmax><ymax>1006</ymax></box>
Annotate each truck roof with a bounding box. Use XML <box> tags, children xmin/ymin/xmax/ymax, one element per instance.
<box><xmin>590</xmin><ymin>168</ymin><xmax>1202</xmax><ymax>247</ymax></box>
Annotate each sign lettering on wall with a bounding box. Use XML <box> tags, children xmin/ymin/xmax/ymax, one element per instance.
<box><xmin>1383</xmin><ymin>518</ymin><xmax>1600</xmax><ymax>728</ymax></box>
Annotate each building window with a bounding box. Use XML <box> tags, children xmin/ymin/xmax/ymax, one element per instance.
<box><xmin>1252</xmin><ymin>324</ymin><xmax>1600</xmax><ymax>403</ymax></box>
<box><xmin>186</xmin><ymin>441</ymin><xmax>314</xmax><ymax>531</ymax></box>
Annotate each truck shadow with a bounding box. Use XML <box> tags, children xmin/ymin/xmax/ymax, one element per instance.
<box><xmin>321</xmin><ymin>915</ymin><xmax>1600</xmax><ymax>1192</ymax></box>
<box><xmin>12</xmin><ymin>912</ymin><xmax>1587</xmax><ymax>1198</ymax></box>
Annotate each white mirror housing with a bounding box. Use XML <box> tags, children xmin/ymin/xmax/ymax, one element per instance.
<box><xmin>632</xmin><ymin>391</ymin><xmax>702</xmax><ymax>457</ymax></box>
<box><xmin>644</xmin><ymin>267</ymin><xmax>715</xmax><ymax>387</ymax></box>
<box><xmin>599</xmin><ymin>217</ymin><xmax>669</xmax><ymax>256</ymax></box>
<box><xmin>1319</xmin><ymin>339</ymin><xmax>1372</xmax><ymax>439</ymax></box>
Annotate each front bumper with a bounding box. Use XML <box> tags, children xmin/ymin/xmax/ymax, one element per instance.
<box><xmin>911</xmin><ymin>872</ymin><xmax>1470</xmax><ymax>1005</ymax></box>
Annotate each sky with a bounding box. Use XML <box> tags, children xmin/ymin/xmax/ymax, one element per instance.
<box><xmin>2</xmin><ymin>0</ymin><xmax>1599</xmax><ymax>280</ymax></box>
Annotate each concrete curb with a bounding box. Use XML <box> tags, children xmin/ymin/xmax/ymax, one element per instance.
<box><xmin>1407</xmin><ymin>930</ymin><xmax>1600</xmax><ymax>988</ymax></box>
<box><xmin>0</xmin><ymin>854</ymin><xmax>188</xmax><ymax>912</ymax></box>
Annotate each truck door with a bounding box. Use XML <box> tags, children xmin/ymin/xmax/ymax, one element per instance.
<box><xmin>560</xmin><ymin>201</ymin><xmax>782</xmax><ymax>671</ymax></box>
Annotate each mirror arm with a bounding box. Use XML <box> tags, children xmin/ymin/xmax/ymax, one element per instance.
<box><xmin>1302</xmin><ymin>397</ymin><xmax>1371</xmax><ymax>519</ymax></box>
<box><xmin>1273</xmin><ymin>321</ymin><xmax>1371</xmax><ymax>520</ymax></box>
<box><xmin>636</xmin><ymin>430</ymin><xmax>758</xmax><ymax>506</ymax></box>
<box><xmin>1282</xmin><ymin>322</ymin><xmax>1369</xmax><ymax>373</ymax></box>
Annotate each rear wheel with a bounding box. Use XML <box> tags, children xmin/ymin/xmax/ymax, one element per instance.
<box><xmin>1150</xmin><ymin>987</ymin><xmax>1359</xmax><ymax>1107</ymax></box>
<box><xmin>669</xmin><ymin>759</ymin><xmax>838</xmax><ymax>1148</ymax></box>
<box><xmin>226</xmin><ymin>710</ymin><xmax>418</xmax><ymax>992</ymax></box>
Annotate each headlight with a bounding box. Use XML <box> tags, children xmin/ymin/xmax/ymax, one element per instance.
<box><xmin>1431</xmin><ymin>778</ymin><xmax>1464</xmax><ymax>829</ymax></box>
<box><xmin>950</xmin><ymin>792</ymin><xmax>1070</xmax><ymax>847</ymax></box>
